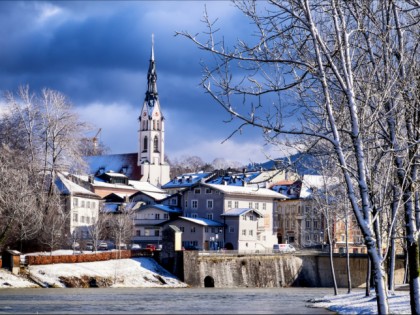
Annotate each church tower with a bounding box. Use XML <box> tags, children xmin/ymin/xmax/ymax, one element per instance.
<box><xmin>138</xmin><ymin>35</ymin><xmax>170</xmax><ymax>187</ymax></box>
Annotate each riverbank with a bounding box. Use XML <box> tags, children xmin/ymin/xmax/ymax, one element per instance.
<box><xmin>1</xmin><ymin>257</ymin><xmax>187</xmax><ymax>289</ymax></box>
<box><xmin>0</xmin><ymin>257</ymin><xmax>411</xmax><ymax>314</ymax></box>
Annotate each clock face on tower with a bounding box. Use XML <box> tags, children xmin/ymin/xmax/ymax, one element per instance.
<box><xmin>154</xmin><ymin>112</ymin><xmax>159</xmax><ymax>117</ymax></box>
<box><xmin>143</xmin><ymin>112</ymin><xmax>147</xmax><ymax>117</ymax></box>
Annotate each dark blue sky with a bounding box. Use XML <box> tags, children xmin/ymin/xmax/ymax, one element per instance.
<box><xmin>0</xmin><ymin>1</ymin><xmax>287</xmax><ymax>165</ymax></box>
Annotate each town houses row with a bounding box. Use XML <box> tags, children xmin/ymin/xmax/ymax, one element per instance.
<box><xmin>55</xmin><ymin>166</ymin><xmax>366</xmax><ymax>254</ymax></box>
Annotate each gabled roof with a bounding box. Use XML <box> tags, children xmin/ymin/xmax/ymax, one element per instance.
<box><xmin>55</xmin><ymin>173</ymin><xmax>101</xmax><ymax>199</ymax></box>
<box><xmin>204</xmin><ymin>183</ymin><xmax>288</xmax><ymax>199</ymax></box>
<box><xmin>129</xmin><ymin>181</ymin><xmax>169</xmax><ymax>201</ymax></box>
<box><xmin>161</xmin><ymin>172</ymin><xmax>213</xmax><ymax>189</ymax></box>
<box><xmin>175</xmin><ymin>216</ymin><xmax>224</xmax><ymax>227</ymax></box>
<box><xmin>221</xmin><ymin>208</ymin><xmax>263</xmax><ymax>217</ymax></box>
<box><xmin>84</xmin><ymin>153</ymin><xmax>141</xmax><ymax>180</ymax></box>
<box><xmin>136</xmin><ymin>204</ymin><xmax>182</xmax><ymax>214</ymax></box>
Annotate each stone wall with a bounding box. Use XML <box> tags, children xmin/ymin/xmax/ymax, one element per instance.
<box><xmin>181</xmin><ymin>252</ymin><xmax>405</xmax><ymax>288</ymax></box>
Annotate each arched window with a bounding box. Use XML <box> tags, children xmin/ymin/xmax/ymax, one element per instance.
<box><xmin>143</xmin><ymin>136</ymin><xmax>148</xmax><ymax>152</ymax></box>
<box><xmin>154</xmin><ymin>136</ymin><xmax>159</xmax><ymax>152</ymax></box>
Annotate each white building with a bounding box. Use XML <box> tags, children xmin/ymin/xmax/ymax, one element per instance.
<box><xmin>137</xmin><ymin>37</ymin><xmax>170</xmax><ymax>187</ymax></box>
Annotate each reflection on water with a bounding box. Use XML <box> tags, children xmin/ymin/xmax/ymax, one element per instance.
<box><xmin>0</xmin><ymin>287</ymin><xmax>336</xmax><ymax>314</ymax></box>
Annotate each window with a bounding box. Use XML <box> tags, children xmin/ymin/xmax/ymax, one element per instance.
<box><xmin>229</xmin><ymin>226</ymin><xmax>234</xmax><ymax>233</ymax></box>
<box><xmin>155</xmin><ymin>213</ymin><xmax>160</xmax><ymax>220</ymax></box>
<box><xmin>242</xmin><ymin>215</ymin><xmax>247</xmax><ymax>221</ymax></box>
<box><xmin>242</xmin><ymin>229</ymin><xmax>246</xmax><ymax>236</ymax></box>
<box><xmin>170</xmin><ymin>198</ymin><xmax>177</xmax><ymax>205</ymax></box>
<box><xmin>185</xmin><ymin>200</ymin><xmax>188</xmax><ymax>208</ymax></box>
<box><xmin>192</xmin><ymin>213</ymin><xmax>198</xmax><ymax>218</ymax></box>
<box><xmin>263</xmin><ymin>203</ymin><xmax>266</xmax><ymax>210</ymax></box>
<box><xmin>255</xmin><ymin>203</ymin><xmax>259</xmax><ymax>210</ymax></box>
<box><xmin>157</xmin><ymin>120</ymin><xmax>160</xmax><ymax>130</ymax></box>
<box><xmin>73</xmin><ymin>198</ymin><xmax>78</xmax><ymax>207</ymax></box>
<box><xmin>164</xmin><ymin>213</ymin><xmax>169</xmax><ymax>220</ymax></box>
<box><xmin>205</xmin><ymin>188</ymin><xmax>212</xmax><ymax>194</ymax></box>
<box><xmin>81</xmin><ymin>216</ymin><xmax>85</xmax><ymax>223</ymax></box>
<box><xmin>314</xmin><ymin>220</ymin><xmax>318</xmax><ymax>229</ymax></box>
<box><xmin>81</xmin><ymin>200</ymin><xmax>85</xmax><ymax>208</ymax></box>
<box><xmin>191</xmin><ymin>226</ymin><xmax>196</xmax><ymax>233</ymax></box>
<box><xmin>207</xmin><ymin>199</ymin><xmax>213</xmax><ymax>209</ymax></box>
<box><xmin>207</xmin><ymin>213</ymin><xmax>213</xmax><ymax>220</ymax></box>
<box><xmin>73</xmin><ymin>213</ymin><xmax>78</xmax><ymax>222</ymax></box>
<box><xmin>249</xmin><ymin>230</ymin><xmax>253</xmax><ymax>236</ymax></box>
<box><xmin>194</xmin><ymin>188</ymin><xmax>201</xmax><ymax>194</ymax></box>
<box><xmin>306</xmin><ymin>234</ymin><xmax>310</xmax><ymax>241</ymax></box>
<box><xmin>143</xmin><ymin>136</ymin><xmax>148</xmax><ymax>152</ymax></box>
<box><xmin>154</xmin><ymin>136</ymin><xmax>159</xmax><ymax>152</ymax></box>
<box><xmin>205</xmin><ymin>227</ymin><xmax>208</xmax><ymax>233</ymax></box>
<box><xmin>227</xmin><ymin>201</ymin><xmax>232</xmax><ymax>208</ymax></box>
<box><xmin>249</xmin><ymin>215</ymin><xmax>254</xmax><ymax>221</ymax></box>
<box><xmin>306</xmin><ymin>220</ymin><xmax>311</xmax><ymax>228</ymax></box>
<box><xmin>234</xmin><ymin>201</ymin><xmax>239</xmax><ymax>208</ymax></box>
<box><xmin>86</xmin><ymin>217</ymin><xmax>90</xmax><ymax>224</ymax></box>
<box><xmin>91</xmin><ymin>201</ymin><xmax>96</xmax><ymax>209</ymax></box>
<box><xmin>249</xmin><ymin>202</ymin><xmax>253</xmax><ymax>208</ymax></box>
<box><xmin>191</xmin><ymin>200</ymin><xmax>198</xmax><ymax>209</ymax></box>
<box><xmin>86</xmin><ymin>201</ymin><xmax>90</xmax><ymax>209</ymax></box>
<box><xmin>136</xmin><ymin>230</ymin><xmax>141</xmax><ymax>236</ymax></box>
<box><xmin>155</xmin><ymin>229</ymin><xmax>160</xmax><ymax>236</ymax></box>
<box><xmin>305</xmin><ymin>206</ymin><xmax>310</xmax><ymax>213</ymax></box>
<box><xmin>153</xmin><ymin>120</ymin><xmax>156</xmax><ymax>130</ymax></box>
<box><xmin>91</xmin><ymin>216</ymin><xmax>96</xmax><ymax>223</ymax></box>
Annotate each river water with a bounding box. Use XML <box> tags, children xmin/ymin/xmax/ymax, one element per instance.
<box><xmin>0</xmin><ymin>287</ymin><xmax>335</xmax><ymax>314</ymax></box>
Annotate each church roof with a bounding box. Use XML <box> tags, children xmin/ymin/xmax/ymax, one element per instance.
<box><xmin>84</xmin><ymin>153</ymin><xmax>141</xmax><ymax>180</ymax></box>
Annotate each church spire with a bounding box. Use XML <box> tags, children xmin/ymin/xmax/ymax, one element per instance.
<box><xmin>145</xmin><ymin>34</ymin><xmax>158</xmax><ymax>106</ymax></box>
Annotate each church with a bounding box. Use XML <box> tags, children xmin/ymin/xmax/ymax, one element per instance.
<box><xmin>84</xmin><ymin>39</ymin><xmax>170</xmax><ymax>189</ymax></box>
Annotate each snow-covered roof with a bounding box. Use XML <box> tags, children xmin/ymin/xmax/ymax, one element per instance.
<box><xmin>85</xmin><ymin>153</ymin><xmax>141</xmax><ymax>180</ymax></box>
<box><xmin>129</xmin><ymin>181</ymin><xmax>169</xmax><ymax>201</ymax></box>
<box><xmin>204</xmin><ymin>183</ymin><xmax>288</xmax><ymax>199</ymax></box>
<box><xmin>102</xmin><ymin>203</ymin><xmax>120</xmax><ymax>213</ymax></box>
<box><xmin>55</xmin><ymin>173</ymin><xmax>100</xmax><ymax>199</ymax></box>
<box><xmin>300</xmin><ymin>175</ymin><xmax>340</xmax><ymax>199</ymax></box>
<box><xmin>221</xmin><ymin>208</ymin><xmax>263</xmax><ymax>217</ymax></box>
<box><xmin>161</xmin><ymin>172</ymin><xmax>213</xmax><ymax>189</ymax></box>
<box><xmin>137</xmin><ymin>204</ymin><xmax>182</xmax><ymax>214</ymax></box>
<box><xmin>177</xmin><ymin>216</ymin><xmax>224</xmax><ymax>227</ymax></box>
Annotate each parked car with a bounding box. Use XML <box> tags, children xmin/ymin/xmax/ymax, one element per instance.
<box><xmin>85</xmin><ymin>242</ymin><xmax>94</xmax><ymax>251</ymax></box>
<box><xmin>130</xmin><ymin>244</ymin><xmax>141</xmax><ymax>250</ymax></box>
<box><xmin>98</xmin><ymin>242</ymin><xmax>108</xmax><ymax>250</ymax></box>
<box><xmin>116</xmin><ymin>243</ymin><xmax>127</xmax><ymax>250</ymax></box>
<box><xmin>273</xmin><ymin>244</ymin><xmax>296</xmax><ymax>253</ymax></box>
<box><xmin>146</xmin><ymin>244</ymin><xmax>156</xmax><ymax>251</ymax></box>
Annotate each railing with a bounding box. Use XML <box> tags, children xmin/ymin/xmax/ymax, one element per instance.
<box><xmin>197</xmin><ymin>249</ymin><xmax>296</xmax><ymax>256</ymax></box>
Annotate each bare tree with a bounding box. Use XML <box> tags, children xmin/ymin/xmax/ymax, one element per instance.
<box><xmin>177</xmin><ymin>1</ymin><xmax>419</xmax><ymax>312</ymax></box>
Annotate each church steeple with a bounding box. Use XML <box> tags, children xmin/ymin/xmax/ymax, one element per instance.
<box><xmin>145</xmin><ymin>34</ymin><xmax>158</xmax><ymax>108</ymax></box>
<box><xmin>138</xmin><ymin>34</ymin><xmax>170</xmax><ymax>187</ymax></box>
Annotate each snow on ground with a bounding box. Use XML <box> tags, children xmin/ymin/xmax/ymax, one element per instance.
<box><xmin>27</xmin><ymin>257</ymin><xmax>188</xmax><ymax>288</ymax></box>
<box><xmin>310</xmin><ymin>288</ymin><xmax>411</xmax><ymax>314</ymax></box>
<box><xmin>0</xmin><ymin>269</ymin><xmax>38</xmax><ymax>288</ymax></box>
<box><xmin>0</xmin><ymin>250</ymin><xmax>413</xmax><ymax>313</ymax></box>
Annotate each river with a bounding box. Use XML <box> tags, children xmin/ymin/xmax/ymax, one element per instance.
<box><xmin>0</xmin><ymin>287</ymin><xmax>335</xmax><ymax>314</ymax></box>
